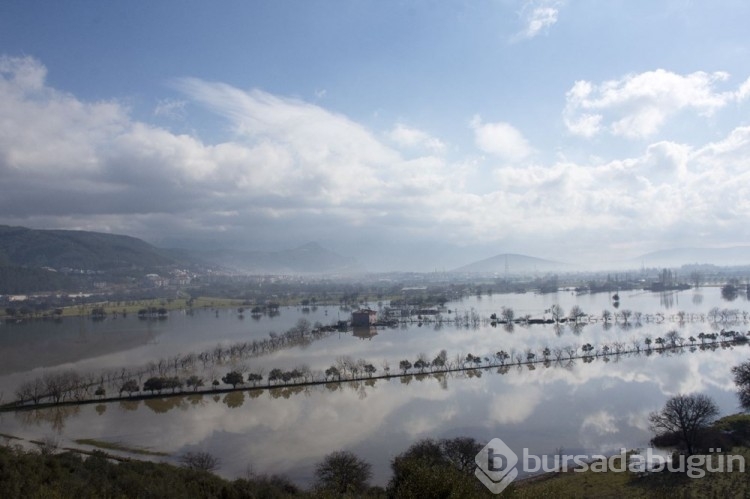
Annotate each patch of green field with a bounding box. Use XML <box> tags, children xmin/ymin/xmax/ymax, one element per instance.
<box><xmin>52</xmin><ymin>295</ymin><xmax>252</xmax><ymax>317</ymax></box>
<box><xmin>512</xmin><ymin>447</ymin><xmax>750</xmax><ymax>498</ymax></box>
<box><xmin>190</xmin><ymin>296</ymin><xmax>246</xmax><ymax>308</ymax></box>
<box><xmin>74</xmin><ymin>438</ymin><xmax>169</xmax><ymax>457</ymax></box>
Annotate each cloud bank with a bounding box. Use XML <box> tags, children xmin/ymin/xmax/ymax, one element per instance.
<box><xmin>2</xmin><ymin>55</ymin><xmax>750</xmax><ymax>269</ymax></box>
<box><xmin>565</xmin><ymin>69</ymin><xmax>750</xmax><ymax>139</ymax></box>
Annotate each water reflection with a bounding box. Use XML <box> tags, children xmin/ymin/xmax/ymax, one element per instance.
<box><xmin>4</xmin><ymin>343</ymin><xmax>746</xmax><ymax>484</ymax></box>
<box><xmin>352</xmin><ymin>326</ymin><xmax>378</xmax><ymax>340</ymax></box>
<box><xmin>15</xmin><ymin>405</ymin><xmax>80</xmax><ymax>433</ymax></box>
<box><xmin>5</xmin><ymin>290</ymin><xmax>750</xmax><ymax>484</ymax></box>
<box><xmin>223</xmin><ymin>391</ymin><xmax>245</xmax><ymax>408</ymax></box>
<box><xmin>144</xmin><ymin>397</ymin><xmax>187</xmax><ymax>414</ymax></box>
<box><xmin>659</xmin><ymin>291</ymin><xmax>677</xmax><ymax>308</ymax></box>
<box><xmin>119</xmin><ymin>399</ymin><xmax>140</xmax><ymax>411</ymax></box>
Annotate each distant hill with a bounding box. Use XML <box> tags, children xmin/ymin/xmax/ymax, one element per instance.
<box><xmin>196</xmin><ymin>242</ymin><xmax>362</xmax><ymax>274</ymax></box>
<box><xmin>0</xmin><ymin>225</ymin><xmax>361</xmax><ymax>281</ymax></box>
<box><xmin>0</xmin><ymin>225</ymin><xmax>180</xmax><ymax>271</ymax></box>
<box><xmin>453</xmin><ymin>252</ymin><xmax>571</xmax><ymax>274</ymax></box>
<box><xmin>636</xmin><ymin>247</ymin><xmax>750</xmax><ymax>268</ymax></box>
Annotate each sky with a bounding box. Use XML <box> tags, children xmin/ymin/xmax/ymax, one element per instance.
<box><xmin>1</xmin><ymin>0</ymin><xmax>750</xmax><ymax>271</ymax></box>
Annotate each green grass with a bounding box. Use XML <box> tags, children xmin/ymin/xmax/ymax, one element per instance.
<box><xmin>713</xmin><ymin>413</ymin><xmax>750</xmax><ymax>439</ymax></box>
<box><xmin>511</xmin><ymin>447</ymin><xmax>750</xmax><ymax>498</ymax></box>
<box><xmin>74</xmin><ymin>438</ymin><xmax>169</xmax><ymax>457</ymax></box>
<box><xmin>46</xmin><ymin>296</ymin><xmax>249</xmax><ymax>318</ymax></box>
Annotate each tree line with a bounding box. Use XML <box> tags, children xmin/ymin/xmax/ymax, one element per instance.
<box><xmin>10</xmin><ymin>326</ymin><xmax>750</xmax><ymax>408</ymax></box>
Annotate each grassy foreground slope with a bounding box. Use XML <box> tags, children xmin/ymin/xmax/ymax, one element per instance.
<box><xmin>3</xmin><ymin>416</ymin><xmax>750</xmax><ymax>498</ymax></box>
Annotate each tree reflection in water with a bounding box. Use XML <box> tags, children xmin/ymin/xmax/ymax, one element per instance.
<box><xmin>223</xmin><ymin>391</ymin><xmax>244</xmax><ymax>408</ymax></box>
<box><xmin>120</xmin><ymin>399</ymin><xmax>140</xmax><ymax>411</ymax></box>
<box><xmin>144</xmin><ymin>396</ymin><xmax>187</xmax><ymax>414</ymax></box>
<box><xmin>16</xmin><ymin>405</ymin><xmax>80</xmax><ymax>433</ymax></box>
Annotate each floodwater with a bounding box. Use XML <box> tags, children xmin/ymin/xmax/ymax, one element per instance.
<box><xmin>1</xmin><ymin>287</ymin><xmax>749</xmax><ymax>485</ymax></box>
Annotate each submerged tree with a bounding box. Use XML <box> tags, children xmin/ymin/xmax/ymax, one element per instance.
<box><xmin>179</xmin><ymin>451</ymin><xmax>220</xmax><ymax>472</ymax></box>
<box><xmin>569</xmin><ymin>305</ymin><xmax>585</xmax><ymax>322</ymax></box>
<box><xmin>399</xmin><ymin>360</ymin><xmax>412</xmax><ymax>374</ymax></box>
<box><xmin>221</xmin><ymin>371</ymin><xmax>244</xmax><ymax>388</ymax></box>
<box><xmin>722</xmin><ymin>281</ymin><xmax>739</xmax><ymax>301</ymax></box>
<box><xmin>549</xmin><ymin>304</ymin><xmax>564</xmax><ymax>322</ymax></box>
<box><xmin>119</xmin><ymin>380</ymin><xmax>139</xmax><ymax>397</ymax></box>
<box><xmin>186</xmin><ymin>375</ymin><xmax>204</xmax><ymax>392</ymax></box>
<box><xmin>500</xmin><ymin>306</ymin><xmax>515</xmax><ymax>323</ymax></box>
<box><xmin>143</xmin><ymin>377</ymin><xmax>164</xmax><ymax>394</ymax></box>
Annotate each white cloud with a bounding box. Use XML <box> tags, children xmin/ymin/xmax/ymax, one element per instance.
<box><xmin>0</xmin><ymin>55</ymin><xmax>47</xmax><ymax>93</ymax></box>
<box><xmin>513</xmin><ymin>1</ymin><xmax>562</xmax><ymax>41</ymax></box>
<box><xmin>387</xmin><ymin>123</ymin><xmax>446</xmax><ymax>154</ymax></box>
<box><xmin>487</xmin><ymin>386</ymin><xmax>542</xmax><ymax>424</ymax></box>
<box><xmin>737</xmin><ymin>77</ymin><xmax>750</xmax><ymax>101</ymax></box>
<box><xmin>471</xmin><ymin>116</ymin><xmax>533</xmax><ymax>162</ymax></box>
<box><xmin>153</xmin><ymin>98</ymin><xmax>187</xmax><ymax>120</ymax></box>
<box><xmin>5</xmin><ymin>55</ymin><xmax>750</xmax><ymax>266</ymax></box>
<box><xmin>0</xmin><ymin>56</ymin><xmax>464</xmax><ymax>250</ymax></box>
<box><xmin>565</xmin><ymin>69</ymin><xmax>745</xmax><ymax>139</ymax></box>
<box><xmin>581</xmin><ymin>410</ymin><xmax>618</xmax><ymax>436</ymax></box>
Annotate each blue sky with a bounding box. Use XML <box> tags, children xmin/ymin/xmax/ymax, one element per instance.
<box><xmin>1</xmin><ymin>1</ymin><xmax>750</xmax><ymax>270</ymax></box>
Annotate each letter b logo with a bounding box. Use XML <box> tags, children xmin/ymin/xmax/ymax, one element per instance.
<box><xmin>475</xmin><ymin>438</ymin><xmax>519</xmax><ymax>494</ymax></box>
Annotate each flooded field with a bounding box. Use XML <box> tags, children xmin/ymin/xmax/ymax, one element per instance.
<box><xmin>2</xmin><ymin>287</ymin><xmax>749</xmax><ymax>485</ymax></box>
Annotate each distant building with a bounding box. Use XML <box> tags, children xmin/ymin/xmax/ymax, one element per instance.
<box><xmin>351</xmin><ymin>308</ymin><xmax>377</xmax><ymax>326</ymax></box>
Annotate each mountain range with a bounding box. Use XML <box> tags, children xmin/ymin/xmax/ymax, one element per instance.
<box><xmin>0</xmin><ymin>225</ymin><xmax>177</xmax><ymax>271</ymax></box>
<box><xmin>453</xmin><ymin>252</ymin><xmax>571</xmax><ymax>274</ymax></box>
<box><xmin>4</xmin><ymin>224</ymin><xmax>750</xmax><ymax>285</ymax></box>
<box><xmin>0</xmin><ymin>225</ymin><xmax>360</xmax><ymax>276</ymax></box>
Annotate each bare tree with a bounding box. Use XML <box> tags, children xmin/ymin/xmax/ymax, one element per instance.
<box><xmin>630</xmin><ymin>338</ymin><xmax>641</xmax><ymax>353</ymax></box>
<box><xmin>180</xmin><ymin>451</ymin><xmax>221</xmax><ymax>472</ymax></box>
<box><xmin>665</xmin><ymin>330</ymin><xmax>682</xmax><ymax>349</ymax></box>
<box><xmin>564</xmin><ymin>345</ymin><xmax>578</xmax><ymax>360</ymax></box>
<box><xmin>569</xmin><ymin>305</ymin><xmax>585</xmax><ymax>323</ymax></box>
<box><xmin>549</xmin><ymin>304</ymin><xmax>564</xmax><ymax>322</ymax></box>
<box><xmin>500</xmin><ymin>306</ymin><xmax>515</xmax><ymax>323</ymax></box>
<box><xmin>16</xmin><ymin>377</ymin><xmax>45</xmax><ymax>404</ymax></box>
<box><xmin>620</xmin><ymin>309</ymin><xmax>632</xmax><ymax>324</ymax></box>
<box><xmin>648</xmin><ymin>394</ymin><xmax>719</xmax><ymax>455</ymax></box>
<box><xmin>314</xmin><ymin>450</ymin><xmax>372</xmax><ymax>495</ymax></box>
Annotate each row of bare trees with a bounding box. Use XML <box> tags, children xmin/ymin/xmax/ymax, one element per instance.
<box><xmin>495</xmin><ymin>305</ymin><xmax>750</xmax><ymax>326</ymax></box>
<box><xmin>11</xmin><ymin>318</ymin><xmax>339</xmax><ymax>406</ymax></box>
<box><xmin>15</xmin><ymin>371</ymin><xmax>98</xmax><ymax>405</ymax></box>
<box><xmin>13</xmin><ymin>305</ymin><xmax>750</xmax><ymax>407</ymax></box>
<box><xmin>13</xmin><ymin>327</ymin><xmax>749</xmax><ymax>407</ymax></box>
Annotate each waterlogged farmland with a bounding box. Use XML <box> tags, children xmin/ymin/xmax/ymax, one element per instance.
<box><xmin>2</xmin><ymin>288</ymin><xmax>750</xmax><ymax>485</ymax></box>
